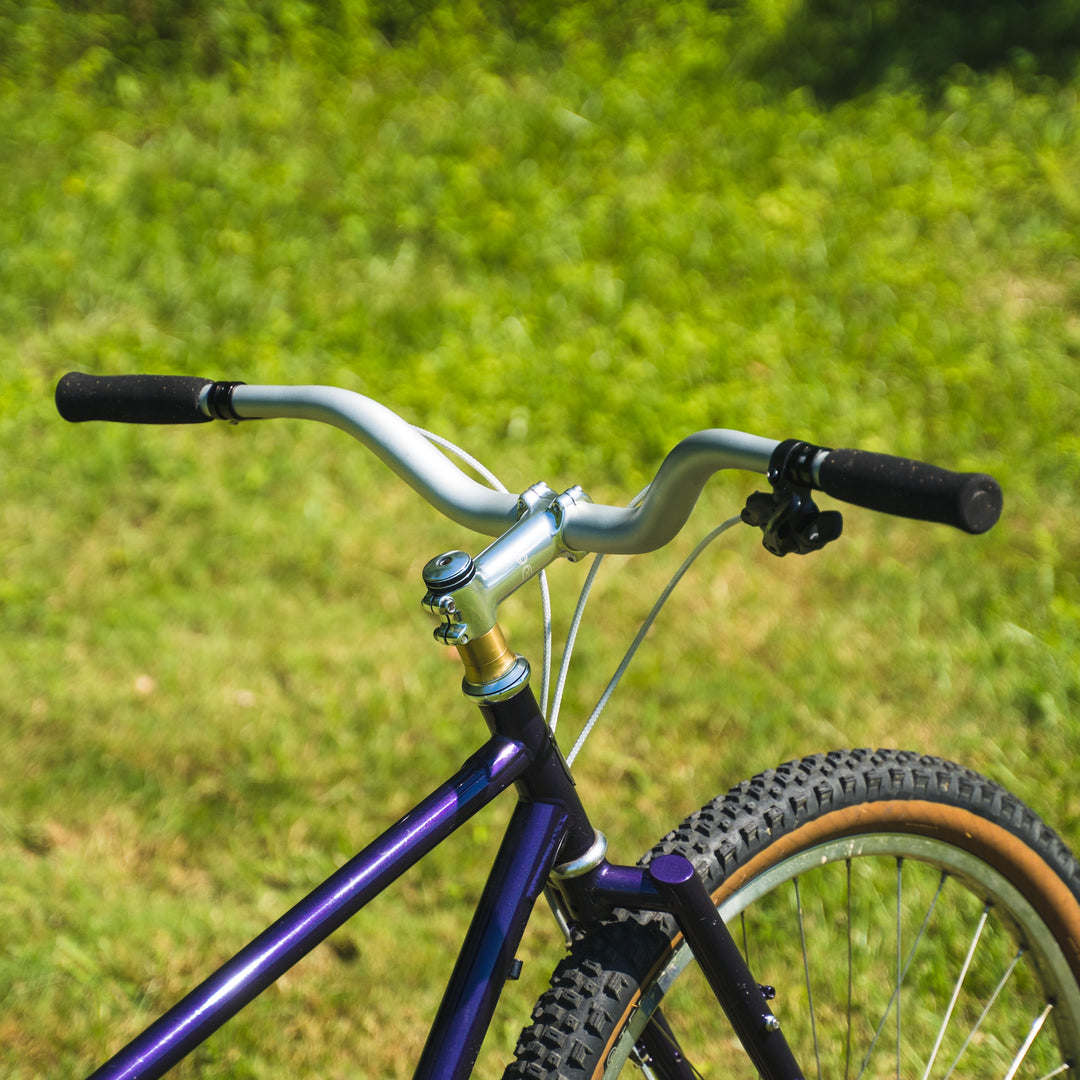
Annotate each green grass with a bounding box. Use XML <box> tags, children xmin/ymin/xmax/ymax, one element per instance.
<box><xmin>2</xmin><ymin>2</ymin><xmax>1080</xmax><ymax>1075</ymax></box>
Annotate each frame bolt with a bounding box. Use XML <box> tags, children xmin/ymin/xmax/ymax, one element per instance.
<box><xmin>763</xmin><ymin>1014</ymin><xmax>781</xmax><ymax>1033</ymax></box>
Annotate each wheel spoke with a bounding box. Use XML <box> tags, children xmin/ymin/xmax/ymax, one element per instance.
<box><xmin>897</xmin><ymin>858</ymin><xmax>903</xmax><ymax>1080</ymax></box>
<box><xmin>941</xmin><ymin>948</ymin><xmax>1024</xmax><ymax>1080</ymax></box>
<box><xmin>921</xmin><ymin>906</ymin><xmax>989</xmax><ymax>1080</ymax></box>
<box><xmin>856</xmin><ymin>869</ymin><xmax>947</xmax><ymax>1079</ymax></box>
<box><xmin>794</xmin><ymin>876</ymin><xmax>822</xmax><ymax>1080</ymax></box>
<box><xmin>1034</xmin><ymin>1064</ymin><xmax>1071</xmax><ymax>1080</ymax></box>
<box><xmin>634</xmin><ymin>1009</ymin><xmax>705</xmax><ymax>1080</ymax></box>
<box><xmin>846</xmin><ymin>858</ymin><xmax>853</xmax><ymax>1080</ymax></box>
<box><xmin>1004</xmin><ymin>1004</ymin><xmax>1055</xmax><ymax>1080</ymax></box>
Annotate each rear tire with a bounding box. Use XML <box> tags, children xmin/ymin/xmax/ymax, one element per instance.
<box><xmin>506</xmin><ymin>749</ymin><xmax>1080</xmax><ymax>1079</ymax></box>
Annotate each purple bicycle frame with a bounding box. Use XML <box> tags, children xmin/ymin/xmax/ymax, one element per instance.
<box><xmin>83</xmin><ymin>680</ymin><xmax>588</xmax><ymax>1080</ymax></box>
<box><xmin>84</xmin><ymin>685</ymin><xmax>802</xmax><ymax>1080</ymax></box>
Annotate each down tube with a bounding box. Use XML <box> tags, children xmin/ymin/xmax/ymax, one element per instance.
<box><xmin>86</xmin><ymin>734</ymin><xmax>530</xmax><ymax>1080</ymax></box>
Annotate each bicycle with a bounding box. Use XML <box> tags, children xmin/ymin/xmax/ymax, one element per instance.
<box><xmin>52</xmin><ymin>371</ymin><xmax>1080</xmax><ymax>1080</ymax></box>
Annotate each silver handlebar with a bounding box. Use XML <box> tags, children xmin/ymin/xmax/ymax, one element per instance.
<box><xmin>231</xmin><ymin>385</ymin><xmax>519</xmax><ymax>534</ymax></box>
<box><xmin>229</xmin><ymin>385</ymin><xmax>777</xmax><ymax>556</ymax></box>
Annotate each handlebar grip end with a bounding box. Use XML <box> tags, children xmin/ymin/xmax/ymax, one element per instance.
<box><xmin>814</xmin><ymin>448</ymin><xmax>1003</xmax><ymax>535</ymax></box>
<box><xmin>956</xmin><ymin>473</ymin><xmax>1003</xmax><ymax>535</ymax></box>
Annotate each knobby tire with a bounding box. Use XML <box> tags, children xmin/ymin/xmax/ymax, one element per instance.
<box><xmin>506</xmin><ymin>749</ymin><xmax>1080</xmax><ymax>1080</ymax></box>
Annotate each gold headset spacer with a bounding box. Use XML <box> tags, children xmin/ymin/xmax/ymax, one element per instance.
<box><xmin>455</xmin><ymin>624</ymin><xmax>518</xmax><ymax>687</ymax></box>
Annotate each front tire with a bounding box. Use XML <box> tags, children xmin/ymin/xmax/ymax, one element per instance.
<box><xmin>507</xmin><ymin>749</ymin><xmax>1080</xmax><ymax>1079</ymax></box>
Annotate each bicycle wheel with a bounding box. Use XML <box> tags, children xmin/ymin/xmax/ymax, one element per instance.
<box><xmin>507</xmin><ymin>749</ymin><xmax>1080</xmax><ymax>1080</ymax></box>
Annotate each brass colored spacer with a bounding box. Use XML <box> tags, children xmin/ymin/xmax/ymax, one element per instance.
<box><xmin>456</xmin><ymin>625</ymin><xmax>517</xmax><ymax>687</ymax></box>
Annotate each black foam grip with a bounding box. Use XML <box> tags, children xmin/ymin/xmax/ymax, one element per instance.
<box><xmin>816</xmin><ymin>448</ymin><xmax>1002</xmax><ymax>534</ymax></box>
<box><xmin>56</xmin><ymin>372</ymin><xmax>214</xmax><ymax>424</ymax></box>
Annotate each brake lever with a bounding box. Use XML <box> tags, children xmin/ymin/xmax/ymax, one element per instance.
<box><xmin>741</xmin><ymin>484</ymin><xmax>843</xmax><ymax>557</ymax></box>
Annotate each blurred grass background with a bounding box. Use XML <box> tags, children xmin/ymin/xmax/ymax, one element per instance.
<box><xmin>2</xmin><ymin>1</ymin><xmax>1079</xmax><ymax>1075</ymax></box>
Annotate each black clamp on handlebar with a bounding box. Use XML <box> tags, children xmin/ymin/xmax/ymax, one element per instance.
<box><xmin>204</xmin><ymin>381</ymin><xmax>246</xmax><ymax>423</ymax></box>
<box><xmin>741</xmin><ymin>440</ymin><xmax>843</xmax><ymax>557</ymax></box>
